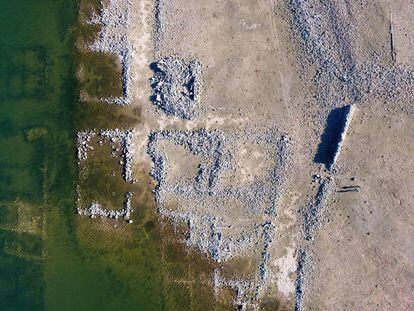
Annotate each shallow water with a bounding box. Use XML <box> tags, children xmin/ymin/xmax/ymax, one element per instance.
<box><xmin>0</xmin><ymin>1</ymin><xmax>166</xmax><ymax>310</ymax></box>
<box><xmin>0</xmin><ymin>1</ymin><xmax>75</xmax><ymax>309</ymax></box>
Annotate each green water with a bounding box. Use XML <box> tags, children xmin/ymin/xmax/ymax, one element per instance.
<box><xmin>0</xmin><ymin>1</ymin><xmax>166</xmax><ymax>310</ymax></box>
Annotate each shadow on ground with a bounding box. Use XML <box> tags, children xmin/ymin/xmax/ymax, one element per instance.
<box><xmin>314</xmin><ymin>106</ymin><xmax>351</xmax><ymax>169</ymax></box>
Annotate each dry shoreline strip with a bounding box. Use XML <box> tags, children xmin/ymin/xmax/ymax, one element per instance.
<box><xmin>289</xmin><ymin>1</ymin><xmax>414</xmax><ymax>309</ymax></box>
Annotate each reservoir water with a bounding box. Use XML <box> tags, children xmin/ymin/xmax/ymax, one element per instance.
<box><xmin>0</xmin><ymin>1</ymin><xmax>166</xmax><ymax>310</ymax></box>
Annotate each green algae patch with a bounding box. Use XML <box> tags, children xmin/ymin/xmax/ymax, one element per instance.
<box><xmin>3</xmin><ymin>231</ymin><xmax>43</xmax><ymax>260</ymax></box>
<box><xmin>77</xmin><ymin>51</ymin><xmax>123</xmax><ymax>100</ymax></box>
<box><xmin>0</xmin><ymin>0</ymin><xmax>77</xmax><ymax>306</ymax></box>
<box><xmin>77</xmin><ymin>138</ymin><xmax>137</xmax><ymax>211</ymax></box>
<box><xmin>259</xmin><ymin>297</ymin><xmax>295</xmax><ymax>311</ymax></box>
<box><xmin>25</xmin><ymin>127</ymin><xmax>48</xmax><ymax>142</ymax></box>
<box><xmin>74</xmin><ymin>196</ymin><xmax>165</xmax><ymax>310</ymax></box>
<box><xmin>0</xmin><ymin>47</ymin><xmax>50</xmax><ymax>102</ymax></box>
<box><xmin>75</xmin><ymin>102</ymin><xmax>141</xmax><ymax>130</ymax></box>
<box><xmin>0</xmin><ymin>199</ymin><xmax>44</xmax><ymax>235</ymax></box>
<box><xmin>0</xmin><ymin>230</ymin><xmax>44</xmax><ymax>310</ymax></box>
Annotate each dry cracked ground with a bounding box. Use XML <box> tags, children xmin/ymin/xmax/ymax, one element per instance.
<box><xmin>78</xmin><ymin>0</ymin><xmax>414</xmax><ymax>309</ymax></box>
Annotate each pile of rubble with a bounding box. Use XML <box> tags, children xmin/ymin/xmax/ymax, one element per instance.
<box><xmin>302</xmin><ymin>178</ymin><xmax>332</xmax><ymax>241</ymax></box>
<box><xmin>289</xmin><ymin>0</ymin><xmax>414</xmax><ymax>113</ymax></box>
<box><xmin>150</xmin><ymin>57</ymin><xmax>203</xmax><ymax>119</ymax></box>
<box><xmin>76</xmin><ymin>130</ymin><xmax>95</xmax><ymax>162</ymax></box>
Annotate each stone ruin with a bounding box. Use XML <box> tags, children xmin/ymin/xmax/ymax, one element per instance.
<box><xmin>77</xmin><ymin>192</ymin><xmax>133</xmax><ymax>223</ymax></box>
<box><xmin>76</xmin><ymin>129</ymin><xmax>135</xmax><ymax>222</ymax></box>
<box><xmin>150</xmin><ymin>57</ymin><xmax>203</xmax><ymax>119</ymax></box>
<box><xmin>88</xmin><ymin>0</ymin><xmax>133</xmax><ymax>105</ymax></box>
<box><xmin>147</xmin><ymin>128</ymin><xmax>291</xmax><ymax>290</ymax></box>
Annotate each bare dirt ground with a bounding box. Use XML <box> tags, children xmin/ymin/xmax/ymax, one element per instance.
<box><xmin>303</xmin><ymin>104</ymin><xmax>414</xmax><ymax>310</ymax></box>
<box><xmin>80</xmin><ymin>0</ymin><xmax>414</xmax><ymax>309</ymax></box>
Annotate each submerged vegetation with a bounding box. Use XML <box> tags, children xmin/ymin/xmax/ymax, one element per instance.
<box><xmin>0</xmin><ymin>0</ymin><xmax>76</xmax><ymax>309</ymax></box>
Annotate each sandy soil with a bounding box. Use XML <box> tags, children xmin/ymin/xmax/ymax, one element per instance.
<box><xmin>304</xmin><ymin>104</ymin><xmax>414</xmax><ymax>310</ymax></box>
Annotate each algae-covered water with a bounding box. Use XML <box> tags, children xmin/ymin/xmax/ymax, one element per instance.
<box><xmin>0</xmin><ymin>1</ymin><xmax>165</xmax><ymax>310</ymax></box>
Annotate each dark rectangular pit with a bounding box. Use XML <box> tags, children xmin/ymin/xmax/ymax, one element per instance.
<box><xmin>314</xmin><ymin>105</ymin><xmax>355</xmax><ymax>170</ymax></box>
